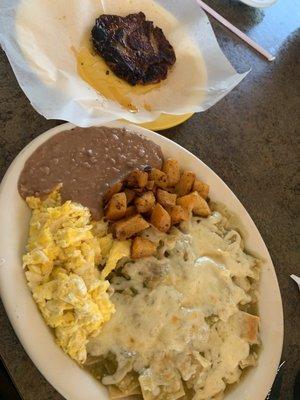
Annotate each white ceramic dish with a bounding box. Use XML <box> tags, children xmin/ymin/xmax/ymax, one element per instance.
<box><xmin>0</xmin><ymin>121</ymin><xmax>283</xmax><ymax>400</ymax></box>
<box><xmin>239</xmin><ymin>0</ymin><xmax>277</xmax><ymax>8</ymax></box>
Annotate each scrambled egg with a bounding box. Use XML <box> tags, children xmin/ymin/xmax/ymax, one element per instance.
<box><xmin>101</xmin><ymin>240</ymin><xmax>131</xmax><ymax>279</ymax></box>
<box><xmin>23</xmin><ymin>190</ymin><xmax>130</xmax><ymax>364</ymax></box>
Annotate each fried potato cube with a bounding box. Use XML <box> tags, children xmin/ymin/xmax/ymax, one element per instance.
<box><xmin>148</xmin><ymin>168</ymin><xmax>168</xmax><ymax>189</ymax></box>
<box><xmin>177</xmin><ymin>191</ymin><xmax>211</xmax><ymax>217</ymax></box>
<box><xmin>150</xmin><ymin>203</ymin><xmax>171</xmax><ymax>232</ymax></box>
<box><xmin>156</xmin><ymin>189</ymin><xmax>177</xmax><ymax>208</ymax></box>
<box><xmin>114</xmin><ymin>214</ymin><xmax>150</xmax><ymax>240</ymax></box>
<box><xmin>135</xmin><ymin>191</ymin><xmax>156</xmax><ymax>213</ymax></box>
<box><xmin>105</xmin><ymin>192</ymin><xmax>127</xmax><ymax>220</ymax></box>
<box><xmin>103</xmin><ymin>181</ymin><xmax>123</xmax><ymax>203</ymax></box>
<box><xmin>126</xmin><ymin>170</ymin><xmax>148</xmax><ymax>188</ymax></box>
<box><xmin>124</xmin><ymin>205</ymin><xmax>137</xmax><ymax>218</ymax></box>
<box><xmin>131</xmin><ymin>237</ymin><xmax>157</xmax><ymax>259</ymax></box>
<box><xmin>241</xmin><ymin>312</ymin><xmax>260</xmax><ymax>344</ymax></box>
<box><xmin>168</xmin><ymin>205</ymin><xmax>189</xmax><ymax>224</ymax></box>
<box><xmin>146</xmin><ymin>180</ymin><xmax>155</xmax><ymax>190</ymax></box>
<box><xmin>124</xmin><ymin>188</ymin><xmax>136</xmax><ymax>204</ymax></box>
<box><xmin>193</xmin><ymin>194</ymin><xmax>211</xmax><ymax>217</ymax></box>
<box><xmin>175</xmin><ymin>171</ymin><xmax>195</xmax><ymax>196</ymax></box>
<box><xmin>230</xmin><ymin>311</ymin><xmax>260</xmax><ymax>344</ymax></box>
<box><xmin>162</xmin><ymin>159</ymin><xmax>180</xmax><ymax>186</ymax></box>
<box><xmin>176</xmin><ymin>192</ymin><xmax>198</xmax><ymax>213</ymax></box>
<box><xmin>193</xmin><ymin>179</ymin><xmax>209</xmax><ymax>199</ymax></box>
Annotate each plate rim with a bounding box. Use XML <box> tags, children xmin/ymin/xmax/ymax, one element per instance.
<box><xmin>0</xmin><ymin>121</ymin><xmax>284</xmax><ymax>400</ymax></box>
<box><xmin>238</xmin><ymin>0</ymin><xmax>277</xmax><ymax>8</ymax></box>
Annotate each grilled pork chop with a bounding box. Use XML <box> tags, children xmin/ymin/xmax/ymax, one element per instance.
<box><xmin>91</xmin><ymin>12</ymin><xmax>176</xmax><ymax>85</ymax></box>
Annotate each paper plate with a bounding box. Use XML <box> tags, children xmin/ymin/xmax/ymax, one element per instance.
<box><xmin>0</xmin><ymin>122</ymin><xmax>283</xmax><ymax>400</ymax></box>
<box><xmin>0</xmin><ymin>0</ymin><xmax>248</xmax><ymax>127</ymax></box>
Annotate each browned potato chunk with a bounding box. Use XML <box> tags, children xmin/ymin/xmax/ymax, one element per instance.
<box><xmin>135</xmin><ymin>191</ymin><xmax>156</xmax><ymax>213</ymax></box>
<box><xmin>131</xmin><ymin>237</ymin><xmax>157</xmax><ymax>259</ymax></box>
<box><xmin>105</xmin><ymin>192</ymin><xmax>127</xmax><ymax>220</ymax></box>
<box><xmin>148</xmin><ymin>168</ymin><xmax>168</xmax><ymax>189</ymax></box>
<box><xmin>156</xmin><ymin>189</ymin><xmax>177</xmax><ymax>208</ymax></box>
<box><xmin>127</xmin><ymin>170</ymin><xmax>148</xmax><ymax>188</ymax></box>
<box><xmin>193</xmin><ymin>194</ymin><xmax>211</xmax><ymax>217</ymax></box>
<box><xmin>168</xmin><ymin>205</ymin><xmax>189</xmax><ymax>224</ymax></box>
<box><xmin>124</xmin><ymin>188</ymin><xmax>136</xmax><ymax>204</ymax></box>
<box><xmin>175</xmin><ymin>171</ymin><xmax>195</xmax><ymax>196</ymax></box>
<box><xmin>146</xmin><ymin>180</ymin><xmax>155</xmax><ymax>190</ymax></box>
<box><xmin>162</xmin><ymin>159</ymin><xmax>180</xmax><ymax>186</ymax></box>
<box><xmin>124</xmin><ymin>205</ymin><xmax>137</xmax><ymax>218</ymax></box>
<box><xmin>103</xmin><ymin>181</ymin><xmax>123</xmax><ymax>203</ymax></box>
<box><xmin>150</xmin><ymin>203</ymin><xmax>171</xmax><ymax>232</ymax></box>
<box><xmin>114</xmin><ymin>214</ymin><xmax>150</xmax><ymax>240</ymax></box>
<box><xmin>229</xmin><ymin>311</ymin><xmax>260</xmax><ymax>344</ymax></box>
<box><xmin>193</xmin><ymin>179</ymin><xmax>209</xmax><ymax>199</ymax></box>
<box><xmin>176</xmin><ymin>192</ymin><xmax>198</xmax><ymax>213</ymax></box>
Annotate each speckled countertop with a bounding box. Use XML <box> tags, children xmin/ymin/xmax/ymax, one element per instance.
<box><xmin>0</xmin><ymin>1</ymin><xmax>299</xmax><ymax>399</ymax></box>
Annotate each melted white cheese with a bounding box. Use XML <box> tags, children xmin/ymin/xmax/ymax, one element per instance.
<box><xmin>87</xmin><ymin>212</ymin><xmax>260</xmax><ymax>399</ymax></box>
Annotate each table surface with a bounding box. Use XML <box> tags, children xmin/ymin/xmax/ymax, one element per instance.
<box><xmin>0</xmin><ymin>0</ymin><xmax>299</xmax><ymax>399</ymax></box>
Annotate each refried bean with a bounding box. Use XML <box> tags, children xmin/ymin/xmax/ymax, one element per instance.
<box><xmin>18</xmin><ymin>126</ymin><xmax>163</xmax><ymax>219</ymax></box>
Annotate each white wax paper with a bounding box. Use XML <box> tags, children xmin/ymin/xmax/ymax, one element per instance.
<box><xmin>0</xmin><ymin>0</ymin><xmax>248</xmax><ymax>127</ymax></box>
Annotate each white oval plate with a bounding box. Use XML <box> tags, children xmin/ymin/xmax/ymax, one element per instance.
<box><xmin>0</xmin><ymin>121</ymin><xmax>283</xmax><ymax>400</ymax></box>
<box><xmin>238</xmin><ymin>0</ymin><xmax>277</xmax><ymax>8</ymax></box>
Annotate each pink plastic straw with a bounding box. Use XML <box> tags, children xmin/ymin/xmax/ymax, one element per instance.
<box><xmin>197</xmin><ymin>0</ymin><xmax>275</xmax><ymax>61</ymax></box>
